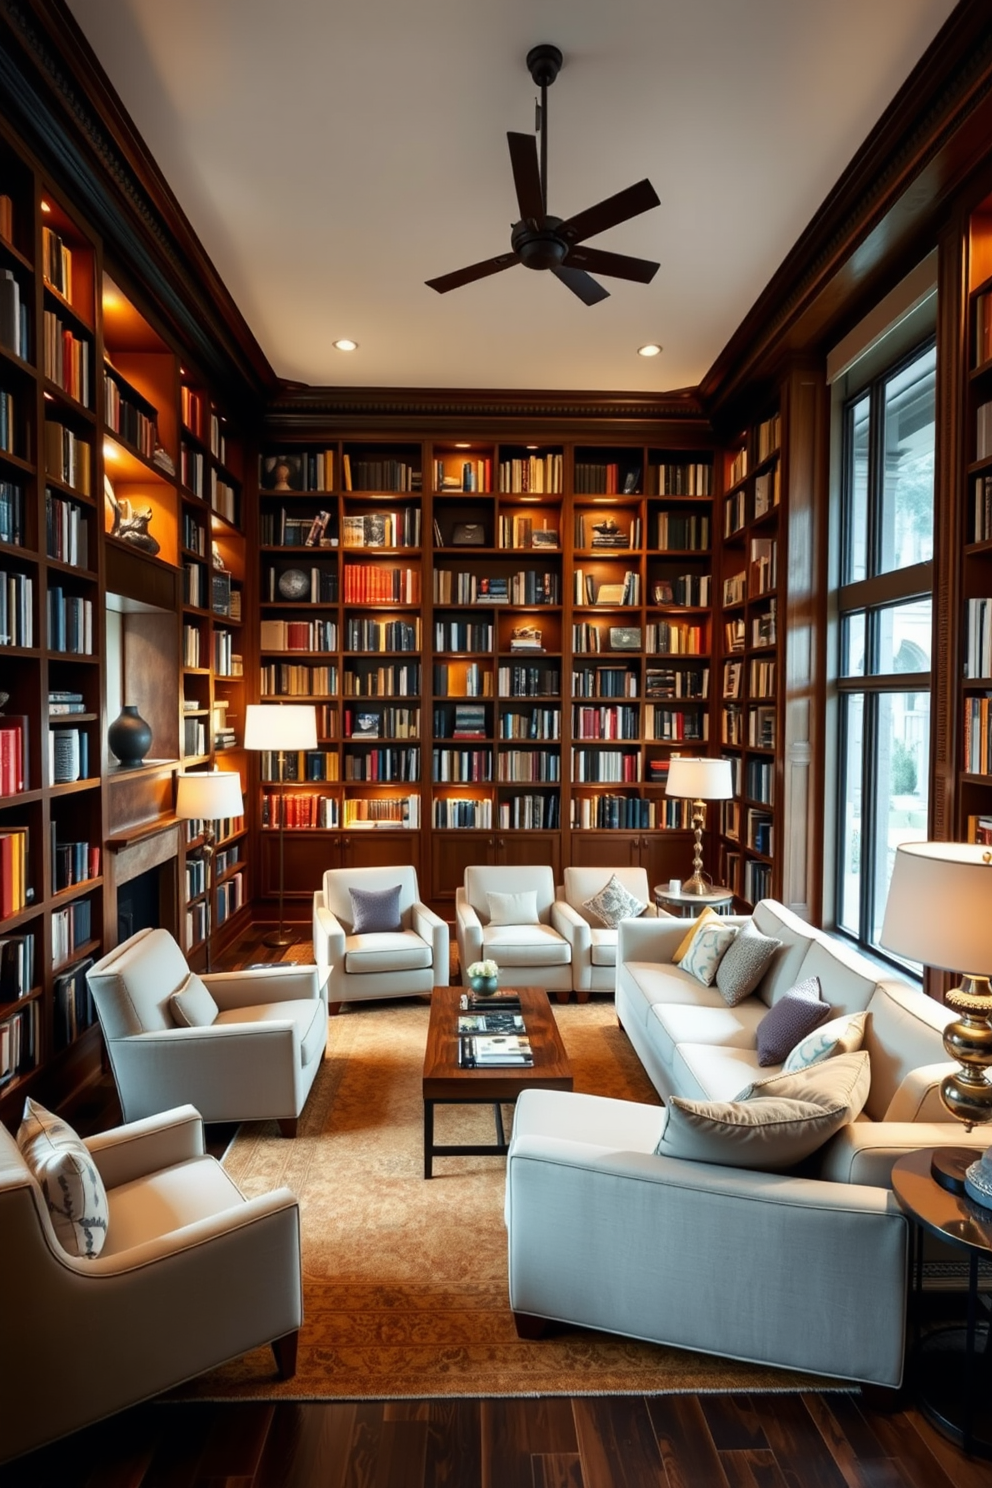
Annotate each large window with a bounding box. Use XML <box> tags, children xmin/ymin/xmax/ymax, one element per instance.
<box><xmin>836</xmin><ymin>340</ymin><xmax>935</xmax><ymax>960</ymax></box>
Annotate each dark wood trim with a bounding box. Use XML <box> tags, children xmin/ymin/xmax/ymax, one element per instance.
<box><xmin>0</xmin><ymin>0</ymin><xmax>275</xmax><ymax>410</ymax></box>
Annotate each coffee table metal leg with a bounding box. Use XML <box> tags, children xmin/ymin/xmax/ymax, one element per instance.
<box><xmin>494</xmin><ymin>1102</ymin><xmax>506</xmax><ymax>1150</ymax></box>
<box><xmin>424</xmin><ymin>1100</ymin><xmax>434</xmax><ymax>1179</ymax></box>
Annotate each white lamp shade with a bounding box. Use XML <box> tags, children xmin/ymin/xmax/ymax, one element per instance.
<box><xmin>665</xmin><ymin>756</ymin><xmax>734</xmax><ymax>801</ymax></box>
<box><xmin>880</xmin><ymin>841</ymin><xmax>992</xmax><ymax>976</ymax></box>
<box><xmin>175</xmin><ymin>770</ymin><xmax>244</xmax><ymax>821</ymax></box>
<box><xmin>243</xmin><ymin>704</ymin><xmax>318</xmax><ymax>752</ymax></box>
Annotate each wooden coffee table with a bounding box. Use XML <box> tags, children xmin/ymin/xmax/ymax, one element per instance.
<box><xmin>422</xmin><ymin>985</ymin><xmax>573</xmax><ymax>1178</ymax></box>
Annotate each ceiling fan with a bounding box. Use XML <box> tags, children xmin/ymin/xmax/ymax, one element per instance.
<box><xmin>425</xmin><ymin>44</ymin><xmax>661</xmax><ymax>307</ymax></box>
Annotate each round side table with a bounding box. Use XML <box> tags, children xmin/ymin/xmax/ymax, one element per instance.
<box><xmin>653</xmin><ymin>885</ymin><xmax>734</xmax><ymax>918</ymax></box>
<box><xmin>891</xmin><ymin>1146</ymin><xmax>992</xmax><ymax>1457</ymax></box>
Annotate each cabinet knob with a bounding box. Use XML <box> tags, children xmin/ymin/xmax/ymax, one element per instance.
<box><xmin>498</xmin><ymin>838</ymin><xmax>505</xmax><ymax>849</ymax></box>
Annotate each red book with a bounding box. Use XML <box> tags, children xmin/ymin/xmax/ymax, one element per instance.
<box><xmin>0</xmin><ymin>833</ymin><xmax>13</xmax><ymax>919</ymax></box>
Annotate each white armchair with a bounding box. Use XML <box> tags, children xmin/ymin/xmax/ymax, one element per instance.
<box><xmin>456</xmin><ymin>864</ymin><xmax>571</xmax><ymax>995</ymax></box>
<box><xmin>86</xmin><ymin>928</ymin><xmax>327</xmax><ymax>1136</ymax></box>
<box><xmin>0</xmin><ymin>1103</ymin><xmax>302</xmax><ymax>1463</ymax></box>
<box><xmin>551</xmin><ymin>866</ymin><xmax>658</xmax><ymax>998</ymax></box>
<box><xmin>312</xmin><ymin>864</ymin><xmax>449</xmax><ymax>1012</ymax></box>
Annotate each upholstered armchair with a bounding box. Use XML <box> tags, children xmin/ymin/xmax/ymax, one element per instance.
<box><xmin>0</xmin><ymin>1103</ymin><xmax>301</xmax><ymax>1464</ymax></box>
<box><xmin>551</xmin><ymin>866</ymin><xmax>659</xmax><ymax>998</ymax></box>
<box><xmin>312</xmin><ymin>864</ymin><xmax>449</xmax><ymax>1012</ymax></box>
<box><xmin>86</xmin><ymin>927</ymin><xmax>327</xmax><ymax>1136</ymax></box>
<box><xmin>455</xmin><ymin>864</ymin><xmax>572</xmax><ymax>995</ymax></box>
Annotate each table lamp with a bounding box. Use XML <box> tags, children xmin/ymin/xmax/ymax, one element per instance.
<box><xmin>174</xmin><ymin>769</ymin><xmax>244</xmax><ymax>972</ymax></box>
<box><xmin>244</xmin><ymin>703</ymin><xmax>318</xmax><ymax>947</ymax></box>
<box><xmin>665</xmin><ymin>756</ymin><xmax>734</xmax><ymax>895</ymax></box>
<box><xmin>880</xmin><ymin>840</ymin><xmax>992</xmax><ymax>1199</ymax></box>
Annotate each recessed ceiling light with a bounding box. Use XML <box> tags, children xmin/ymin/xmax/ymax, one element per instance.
<box><xmin>333</xmin><ymin>339</ymin><xmax>358</xmax><ymax>352</ymax></box>
<box><xmin>40</xmin><ymin>200</ymin><xmax>51</xmax><ymax>214</ymax></box>
<box><xmin>638</xmin><ymin>343</ymin><xmax>662</xmax><ymax>358</ymax></box>
<box><xmin>455</xmin><ymin>443</ymin><xmax>471</xmax><ymax>449</ymax></box>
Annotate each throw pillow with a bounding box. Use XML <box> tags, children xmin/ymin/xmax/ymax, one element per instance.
<box><xmin>654</xmin><ymin>1091</ymin><xmax>855</xmax><ymax>1171</ymax></box>
<box><xmin>755</xmin><ymin>979</ymin><xmax>829</xmax><ymax>1065</ymax></box>
<box><xmin>782</xmin><ymin>1010</ymin><xmax>870</xmax><ymax>1073</ymax></box>
<box><xmin>715</xmin><ymin>922</ymin><xmax>781</xmax><ymax>1006</ymax></box>
<box><xmin>170</xmin><ymin>972</ymin><xmax>219</xmax><ymax>1028</ymax></box>
<box><xmin>350</xmin><ymin>883</ymin><xmax>402</xmax><ymax>934</ymax></box>
<box><xmin>487</xmin><ymin>889</ymin><xmax>539</xmax><ymax>926</ymax></box>
<box><xmin>735</xmin><ymin>1050</ymin><xmax>872</xmax><ymax>1124</ymax></box>
<box><xmin>672</xmin><ymin>905</ymin><xmax>722</xmax><ymax>962</ymax></box>
<box><xmin>582</xmin><ymin>873</ymin><xmax>647</xmax><ymax>929</ymax></box>
<box><xmin>17</xmin><ymin>1098</ymin><xmax>109</xmax><ymax>1258</ymax></box>
<box><xmin>678</xmin><ymin>921</ymin><xmax>738</xmax><ymax>987</ymax></box>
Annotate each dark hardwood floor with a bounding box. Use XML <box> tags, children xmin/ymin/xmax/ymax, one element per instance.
<box><xmin>7</xmin><ymin>926</ymin><xmax>992</xmax><ymax>1487</ymax></box>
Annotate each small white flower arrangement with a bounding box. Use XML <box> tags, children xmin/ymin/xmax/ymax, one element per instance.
<box><xmin>467</xmin><ymin>959</ymin><xmax>499</xmax><ymax>980</ymax></box>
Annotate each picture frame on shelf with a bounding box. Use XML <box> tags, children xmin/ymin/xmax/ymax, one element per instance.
<box><xmin>260</xmin><ymin>454</ymin><xmax>304</xmax><ymax>492</ymax></box>
<box><xmin>452</xmin><ymin>522</ymin><xmax>486</xmax><ymax>545</ymax></box>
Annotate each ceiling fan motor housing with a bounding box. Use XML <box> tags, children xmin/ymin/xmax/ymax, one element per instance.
<box><xmin>511</xmin><ymin>216</ymin><xmax>568</xmax><ymax>270</ymax></box>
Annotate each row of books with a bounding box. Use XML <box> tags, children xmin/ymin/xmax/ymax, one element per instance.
<box><xmin>259</xmin><ymin>450</ymin><xmax>336</xmax><ymax>492</ymax></box>
<box><xmin>344</xmin><ymin>662</ymin><xmax>420</xmax><ymax>697</ymax></box>
<box><xmin>259</xmin><ymin>750</ymin><xmax>340</xmax><ymax>783</ymax></box>
<box><xmin>42</xmin><ymin>224</ymin><xmax>73</xmax><ymax>302</ymax></box>
<box><xmin>497</xmin><ymin>751</ymin><xmax>560</xmax><ymax>782</ymax></box>
<box><xmin>260</xmin><ymin>664</ymin><xmax>338</xmax><ymax>697</ymax></box>
<box><xmin>976</xmin><ymin>289</ymin><xmax>992</xmax><ymax>368</ymax></box>
<box><xmin>746</xmin><ymin>757</ymin><xmax>775</xmax><ymax>805</ymax></box>
<box><xmin>211</xmin><ymin>473</ymin><xmax>238</xmax><ymax>525</ymax></box>
<box><xmin>0</xmin><ymin>568</ymin><xmax>33</xmax><ymax>646</ymax></box>
<box><xmin>0</xmin><ymin>388</ymin><xmax>14</xmax><ymax>454</ymax></box>
<box><xmin>0</xmin><ymin>1001</ymin><xmax>36</xmax><ymax>1085</ymax></box>
<box><xmin>342</xmin><ymin>748</ymin><xmax>420</xmax><ymax>782</ymax></box>
<box><xmin>973</xmin><ymin>473</ymin><xmax>992</xmax><ymax>544</ymax></box>
<box><xmin>656</xmin><ymin>512</ymin><xmax>710</xmax><ymax>550</ymax></box>
<box><xmin>342</xmin><ymin>563</ymin><xmax>420</xmax><ymax>605</ymax></box>
<box><xmin>0</xmin><ymin>269</ymin><xmax>29</xmax><ymax>361</ymax></box>
<box><xmin>573</xmin><ymin>462</ymin><xmax>639</xmax><ymax>495</ymax></box>
<box><xmin>498</xmin><ymin>664</ymin><xmax>560</xmax><ymax>697</ymax></box>
<box><xmin>0</xmin><ymin>715</ymin><xmax>26</xmax><ymax>794</ymax></box>
<box><xmin>569</xmin><ymin>795</ymin><xmax>685</xmax><ymax>830</ymax></box>
<box><xmin>52</xmin><ymin>837</ymin><xmax>99</xmax><ymax>892</ymax></box>
<box><xmin>216</xmin><ymin>870</ymin><xmax>246</xmax><ymax>925</ymax></box>
<box><xmin>0</xmin><ymin>825</ymin><xmax>29</xmax><ymax>918</ymax></box>
<box><xmin>754</xmin><ymin>466</ymin><xmax>781</xmax><ymax>515</ymax></box>
<box><xmin>343</xmin><ymin>796</ymin><xmax>420</xmax><ymax>828</ymax></box>
<box><xmin>44</xmin><ymin>420</ymin><xmax>91</xmax><ymax>494</ymax></box>
<box><xmin>964</xmin><ymin>694</ymin><xmax>992</xmax><ymax>776</ymax></box>
<box><xmin>182</xmin><ymin>443</ymin><xmax>206</xmax><ymax>498</ymax></box>
<box><xmin>432</xmin><ymin>748</ymin><xmax>492</xmax><ymax>782</ymax></box>
<box><xmin>433</xmin><ymin>797</ymin><xmax>492</xmax><ymax>829</ymax></box>
<box><xmin>498</xmin><ymin>454</ymin><xmax>563</xmax><ymax>492</ymax></box>
<box><xmin>498</xmin><ymin>794</ymin><xmax>561</xmax><ymax>829</ymax></box>
<box><xmin>573</xmin><ymin>704</ymin><xmax>639</xmax><ymax>741</ymax></box>
<box><xmin>497</xmin><ymin>709</ymin><xmax>561</xmax><ymax>741</ymax></box>
<box><xmin>182</xmin><ymin>510</ymin><xmax>208</xmax><ymax>556</ymax></box>
<box><xmin>342</xmin><ymin>510</ymin><xmax>421</xmax><ymax>548</ymax></box>
<box><xmin>573</xmin><ymin>570</ymin><xmax>641</xmax><ymax>607</ymax></box>
<box><xmin>977</xmin><ymin>399</ymin><xmax>992</xmax><ymax>463</ymax></box>
<box><xmin>259</xmin><ymin>618</ymin><xmax>340</xmax><ymax>653</ymax></box>
<box><xmin>261</xmin><ymin>793</ymin><xmax>339</xmax><ymax>828</ymax></box>
<box><xmin>345</xmin><ymin>618</ymin><xmax>421</xmax><ymax>652</ymax></box>
<box><xmin>650</xmin><ymin>461</ymin><xmax>712</xmax><ymax>496</ymax></box>
<box><xmin>46</xmin><ymin>490</ymin><xmax>90</xmax><ymax>567</ymax></box>
<box><xmin>49</xmin><ymin>726</ymin><xmax>89</xmax><ymax>784</ymax></box>
<box><xmin>43</xmin><ymin>310</ymin><xmax>91</xmax><ymax>406</ymax></box>
<box><xmin>435</xmin><ymin>457</ymin><xmax>492</xmax><ymax>492</ymax></box>
<box><xmin>965</xmin><ymin>597</ymin><xmax>992</xmax><ymax>678</ymax></box>
<box><xmin>0</xmin><ymin>931</ymin><xmax>34</xmax><ymax>999</ymax></box>
<box><xmin>495</xmin><ymin>515</ymin><xmax>559</xmax><ymax>549</ymax></box>
<box><xmin>343</xmin><ymin>706</ymin><xmax>419</xmax><ymax>739</ymax></box>
<box><xmin>47</xmin><ymin>588</ymin><xmax>94</xmax><ymax>654</ymax></box>
<box><xmin>52</xmin><ymin>897</ymin><xmax>92</xmax><ymax>967</ymax></box>
<box><xmin>432</xmin><ymin>570</ymin><xmax>561</xmax><ymax>606</ymax></box>
<box><xmin>434</xmin><ymin>621</ymin><xmax>493</xmax><ymax>652</ymax></box>
<box><xmin>343</xmin><ymin>455</ymin><xmax>419</xmax><ymax>492</ymax></box>
<box><xmin>104</xmin><ymin>364</ymin><xmax>158</xmax><ymax>457</ymax></box>
<box><xmin>646</xmin><ymin>666</ymin><xmax>709</xmax><ymax>699</ymax></box>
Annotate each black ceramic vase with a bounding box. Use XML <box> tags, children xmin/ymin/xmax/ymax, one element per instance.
<box><xmin>108</xmin><ymin>704</ymin><xmax>152</xmax><ymax>767</ymax></box>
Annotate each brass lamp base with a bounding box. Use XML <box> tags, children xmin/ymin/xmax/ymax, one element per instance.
<box><xmin>264</xmin><ymin>928</ymin><xmax>297</xmax><ymax>949</ymax></box>
<box><xmin>681</xmin><ymin>799</ymin><xmax>711</xmax><ymax>896</ymax></box>
<box><xmin>940</xmin><ymin>975</ymin><xmax>992</xmax><ymax>1130</ymax></box>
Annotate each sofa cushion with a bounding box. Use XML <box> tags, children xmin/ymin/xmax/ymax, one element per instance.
<box><xmin>863</xmin><ymin>980</ymin><xmax>954</xmax><ymax>1121</ymax></box>
<box><xmin>756</xmin><ymin>979</ymin><xmax>829</xmax><ymax>1064</ymax></box>
<box><xmin>651</xmin><ymin>997</ymin><xmax>768</xmax><ymax>1055</ymax></box>
<box><xmin>655</xmin><ymin>1092</ymin><xmax>856</xmax><ymax>1171</ymax></box>
<box><xmin>673</xmin><ymin>905</ymin><xmax>723</xmax><ymax>962</ymax></box>
<box><xmin>716</xmin><ymin>922</ymin><xmax>781</xmax><ymax>1006</ymax></box>
<box><xmin>669</xmin><ymin>1041</ymin><xmax>768</xmax><ymax>1102</ymax></box>
<box><xmin>488</xmin><ymin>889</ymin><xmax>539</xmax><ymax>925</ymax></box>
<box><xmin>883</xmin><ymin>1062</ymin><xmax>955</xmax><ymax>1123</ymax></box>
<box><xmin>344</xmin><ymin>929</ymin><xmax>432</xmax><ymax>974</ymax></box>
<box><xmin>215</xmin><ymin>997</ymin><xmax>326</xmax><ymax>1066</ymax></box>
<box><xmin>170</xmin><ymin>973</ymin><xmax>219</xmax><ymax>1028</ymax></box>
<box><xmin>350</xmin><ymin>883</ymin><xmax>402</xmax><ymax>934</ymax></box>
<box><xmin>678</xmin><ymin>922</ymin><xmax>738</xmax><ymax>986</ymax></box>
<box><xmin>102</xmin><ymin>1153</ymin><xmax>245</xmax><ymax>1257</ymax></box>
<box><xmin>735</xmin><ymin>1051</ymin><xmax>872</xmax><ymax>1127</ymax></box>
<box><xmin>17</xmin><ymin>1099</ymin><xmax>109</xmax><ymax>1258</ymax></box>
<box><xmin>750</xmin><ymin>901</ymin><xmax>821</xmax><ymax>1005</ymax></box>
<box><xmin>583</xmin><ymin>873</ymin><xmax>646</xmax><ymax>929</ymax></box>
<box><xmin>783</xmin><ymin>1010</ymin><xmax>869</xmax><ymax>1073</ymax></box>
<box><xmin>483</xmin><ymin>923</ymin><xmax>570</xmax><ymax>965</ymax></box>
<box><xmin>791</xmin><ymin>936</ymin><xmax>880</xmax><ymax>1017</ymax></box>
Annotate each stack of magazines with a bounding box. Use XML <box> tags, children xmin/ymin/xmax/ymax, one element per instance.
<box><xmin>459</xmin><ymin>1034</ymin><xmax>533</xmax><ymax>1068</ymax></box>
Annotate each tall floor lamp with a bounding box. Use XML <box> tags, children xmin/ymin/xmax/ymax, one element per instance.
<box><xmin>880</xmin><ymin>840</ymin><xmax>992</xmax><ymax>1199</ymax></box>
<box><xmin>174</xmin><ymin>769</ymin><xmax>244</xmax><ymax>973</ymax></box>
<box><xmin>244</xmin><ymin>703</ymin><xmax>317</xmax><ymax>948</ymax></box>
<box><xmin>664</xmin><ymin>756</ymin><xmax>734</xmax><ymax>895</ymax></box>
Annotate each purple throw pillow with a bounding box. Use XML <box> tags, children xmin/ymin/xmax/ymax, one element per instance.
<box><xmin>756</xmin><ymin>979</ymin><xmax>829</xmax><ymax>1066</ymax></box>
<box><xmin>349</xmin><ymin>884</ymin><xmax>402</xmax><ymax>935</ymax></box>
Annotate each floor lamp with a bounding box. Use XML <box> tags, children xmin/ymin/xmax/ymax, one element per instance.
<box><xmin>664</xmin><ymin>756</ymin><xmax>734</xmax><ymax>894</ymax></box>
<box><xmin>244</xmin><ymin>703</ymin><xmax>318</xmax><ymax>948</ymax></box>
<box><xmin>174</xmin><ymin>769</ymin><xmax>244</xmax><ymax>973</ymax></box>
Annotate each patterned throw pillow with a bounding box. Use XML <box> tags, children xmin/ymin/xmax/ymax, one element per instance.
<box><xmin>678</xmin><ymin>922</ymin><xmax>738</xmax><ymax>986</ymax></box>
<box><xmin>170</xmin><ymin>972</ymin><xmax>219</xmax><ymax>1028</ymax></box>
<box><xmin>734</xmin><ymin>1050</ymin><xmax>872</xmax><ymax>1123</ymax></box>
<box><xmin>783</xmin><ymin>1010</ymin><xmax>870</xmax><ymax>1073</ymax></box>
<box><xmin>755</xmin><ymin>978</ymin><xmax>829</xmax><ymax>1065</ymax></box>
<box><xmin>487</xmin><ymin>890</ymin><xmax>539</xmax><ymax>925</ymax></box>
<box><xmin>715</xmin><ymin>921</ymin><xmax>781</xmax><ymax>1006</ymax></box>
<box><xmin>17</xmin><ymin>1098</ymin><xmax>109</xmax><ymax>1259</ymax></box>
<box><xmin>350</xmin><ymin>883</ymin><xmax>402</xmax><ymax>934</ymax></box>
<box><xmin>672</xmin><ymin>905</ymin><xmax>722</xmax><ymax>962</ymax></box>
<box><xmin>582</xmin><ymin>873</ymin><xmax>647</xmax><ymax>929</ymax></box>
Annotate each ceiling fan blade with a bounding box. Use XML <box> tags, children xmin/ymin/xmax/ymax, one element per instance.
<box><xmin>425</xmin><ymin>253</ymin><xmax>518</xmax><ymax>294</ymax></box>
<box><xmin>558</xmin><ymin>179</ymin><xmax>660</xmax><ymax>246</ymax></box>
<box><xmin>564</xmin><ymin>245</ymin><xmax>659</xmax><ymax>284</ymax></box>
<box><xmin>507</xmin><ymin>132</ymin><xmax>545</xmax><ymax>224</ymax></box>
<box><xmin>552</xmin><ymin>265</ymin><xmax>610</xmax><ymax>306</ymax></box>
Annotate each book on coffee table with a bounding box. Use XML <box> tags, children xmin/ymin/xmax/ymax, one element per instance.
<box><xmin>458</xmin><ymin>1012</ymin><xmax>525</xmax><ymax>1035</ymax></box>
<box><xmin>472</xmin><ymin>1034</ymin><xmax>533</xmax><ymax>1066</ymax></box>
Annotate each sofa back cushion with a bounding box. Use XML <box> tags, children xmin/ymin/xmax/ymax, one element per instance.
<box><xmin>862</xmin><ymin>979</ymin><xmax>953</xmax><ymax>1121</ymax></box>
<box><xmin>790</xmin><ymin>937</ymin><xmax>882</xmax><ymax>1018</ymax></box>
<box><xmin>750</xmin><ymin>901</ymin><xmax>821</xmax><ymax>1005</ymax></box>
<box><xmin>86</xmin><ymin>927</ymin><xmax>191</xmax><ymax>1037</ymax></box>
<box><xmin>322</xmin><ymin>865</ymin><xmax>419</xmax><ymax>932</ymax></box>
<box><xmin>464</xmin><ymin>864</ymin><xmax>556</xmax><ymax>924</ymax></box>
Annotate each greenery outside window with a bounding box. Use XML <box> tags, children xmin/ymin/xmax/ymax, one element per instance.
<box><xmin>836</xmin><ymin>340</ymin><xmax>935</xmax><ymax>963</ymax></box>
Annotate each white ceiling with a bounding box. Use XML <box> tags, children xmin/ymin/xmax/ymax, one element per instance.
<box><xmin>67</xmin><ymin>0</ymin><xmax>958</xmax><ymax>395</ymax></box>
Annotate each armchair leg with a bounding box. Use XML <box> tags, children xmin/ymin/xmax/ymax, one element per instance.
<box><xmin>328</xmin><ymin>1001</ymin><xmax>342</xmax><ymax>1016</ymax></box>
<box><xmin>513</xmin><ymin>1310</ymin><xmax>549</xmax><ymax>1339</ymax></box>
<box><xmin>575</xmin><ymin>990</ymin><xmax>591</xmax><ymax>1004</ymax></box>
<box><xmin>272</xmin><ymin>1329</ymin><xmax>299</xmax><ymax>1379</ymax></box>
<box><xmin>555</xmin><ymin>990</ymin><xmax>570</xmax><ymax>1005</ymax></box>
<box><xmin>277</xmin><ymin>1117</ymin><xmax>298</xmax><ymax>1138</ymax></box>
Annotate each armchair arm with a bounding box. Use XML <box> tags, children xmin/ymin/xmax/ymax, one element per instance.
<box><xmin>109</xmin><ymin>1024</ymin><xmax>301</xmax><ymax>1124</ymax></box>
<box><xmin>85</xmin><ymin>1105</ymin><xmax>205</xmax><ymax>1188</ymax></box>
<box><xmin>82</xmin><ymin>1185</ymin><xmax>300</xmax><ymax>1275</ymax></box>
<box><xmin>550</xmin><ymin>900</ymin><xmax>591</xmax><ymax>958</ymax></box>
<box><xmin>413</xmin><ymin>901</ymin><xmax>449</xmax><ymax>979</ymax></box>
<box><xmin>313</xmin><ymin>895</ymin><xmax>346</xmax><ymax>970</ymax></box>
<box><xmin>455</xmin><ymin>887</ymin><xmax>484</xmax><ymax>970</ymax></box>
<box><xmin>205</xmin><ymin>965</ymin><xmax>320</xmax><ymax>1010</ymax></box>
<box><xmin>819</xmin><ymin>1121</ymin><xmax>991</xmax><ymax>1187</ymax></box>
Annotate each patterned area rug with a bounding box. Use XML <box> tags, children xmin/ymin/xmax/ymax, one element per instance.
<box><xmin>176</xmin><ymin>997</ymin><xmax>842</xmax><ymax>1399</ymax></box>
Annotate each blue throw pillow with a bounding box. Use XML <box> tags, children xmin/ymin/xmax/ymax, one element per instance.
<box><xmin>756</xmin><ymin>978</ymin><xmax>829</xmax><ymax>1066</ymax></box>
<box><xmin>349</xmin><ymin>884</ymin><xmax>402</xmax><ymax>935</ymax></box>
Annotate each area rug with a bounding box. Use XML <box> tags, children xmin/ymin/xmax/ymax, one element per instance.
<box><xmin>177</xmin><ymin>998</ymin><xmax>843</xmax><ymax>1399</ymax></box>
